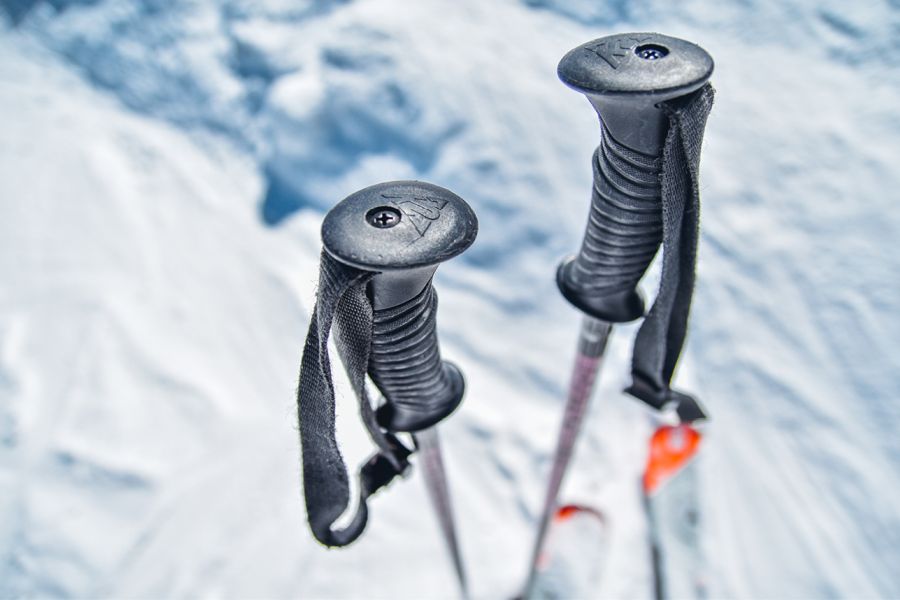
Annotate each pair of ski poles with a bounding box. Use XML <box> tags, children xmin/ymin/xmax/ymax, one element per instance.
<box><xmin>296</xmin><ymin>31</ymin><xmax>714</xmax><ymax>600</ymax></box>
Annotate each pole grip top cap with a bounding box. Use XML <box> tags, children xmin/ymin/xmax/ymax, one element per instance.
<box><xmin>322</xmin><ymin>181</ymin><xmax>478</xmax><ymax>273</ymax></box>
<box><xmin>558</xmin><ymin>32</ymin><xmax>713</xmax><ymax>103</ymax></box>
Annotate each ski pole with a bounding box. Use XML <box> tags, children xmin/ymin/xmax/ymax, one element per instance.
<box><xmin>297</xmin><ymin>181</ymin><xmax>478</xmax><ymax>598</ymax></box>
<box><xmin>523</xmin><ymin>33</ymin><xmax>715</xmax><ymax>598</ymax></box>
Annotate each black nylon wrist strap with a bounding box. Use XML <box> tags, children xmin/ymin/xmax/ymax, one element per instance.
<box><xmin>296</xmin><ymin>251</ymin><xmax>412</xmax><ymax>547</ymax></box>
<box><xmin>625</xmin><ymin>84</ymin><xmax>715</xmax><ymax>423</ymax></box>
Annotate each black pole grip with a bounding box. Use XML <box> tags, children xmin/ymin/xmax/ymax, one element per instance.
<box><xmin>321</xmin><ymin>181</ymin><xmax>478</xmax><ymax>433</ymax></box>
<box><xmin>556</xmin><ymin>33</ymin><xmax>713</xmax><ymax>322</ymax></box>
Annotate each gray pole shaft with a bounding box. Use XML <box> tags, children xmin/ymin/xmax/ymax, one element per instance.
<box><xmin>414</xmin><ymin>428</ymin><xmax>469</xmax><ymax>599</ymax></box>
<box><xmin>522</xmin><ymin>318</ymin><xmax>612</xmax><ymax>598</ymax></box>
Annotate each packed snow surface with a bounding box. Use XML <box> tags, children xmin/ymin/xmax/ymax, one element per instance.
<box><xmin>2</xmin><ymin>0</ymin><xmax>899</xmax><ymax>597</ymax></box>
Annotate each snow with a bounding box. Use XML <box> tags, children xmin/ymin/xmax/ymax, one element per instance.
<box><xmin>2</xmin><ymin>0</ymin><xmax>899</xmax><ymax>597</ymax></box>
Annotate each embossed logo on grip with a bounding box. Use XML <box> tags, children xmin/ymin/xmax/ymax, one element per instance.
<box><xmin>381</xmin><ymin>194</ymin><xmax>448</xmax><ymax>236</ymax></box>
<box><xmin>584</xmin><ymin>35</ymin><xmax>652</xmax><ymax>69</ymax></box>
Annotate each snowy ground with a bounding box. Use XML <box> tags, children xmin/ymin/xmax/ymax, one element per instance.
<box><xmin>2</xmin><ymin>0</ymin><xmax>899</xmax><ymax>598</ymax></box>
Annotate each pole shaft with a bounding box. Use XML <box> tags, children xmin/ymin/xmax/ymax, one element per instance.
<box><xmin>415</xmin><ymin>428</ymin><xmax>469</xmax><ymax>599</ymax></box>
<box><xmin>523</xmin><ymin>317</ymin><xmax>611</xmax><ymax>597</ymax></box>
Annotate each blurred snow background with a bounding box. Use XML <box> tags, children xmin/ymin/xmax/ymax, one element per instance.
<box><xmin>1</xmin><ymin>0</ymin><xmax>899</xmax><ymax>597</ymax></box>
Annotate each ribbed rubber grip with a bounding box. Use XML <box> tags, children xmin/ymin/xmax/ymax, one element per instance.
<box><xmin>370</xmin><ymin>283</ymin><xmax>464</xmax><ymax>434</ymax></box>
<box><xmin>556</xmin><ymin>32</ymin><xmax>713</xmax><ymax>324</ymax></box>
<box><xmin>321</xmin><ymin>180</ymin><xmax>476</xmax><ymax>434</ymax></box>
<box><xmin>572</xmin><ymin>120</ymin><xmax>662</xmax><ymax>296</ymax></box>
<box><xmin>557</xmin><ymin>118</ymin><xmax>664</xmax><ymax>323</ymax></box>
